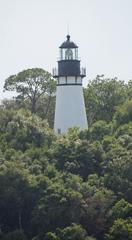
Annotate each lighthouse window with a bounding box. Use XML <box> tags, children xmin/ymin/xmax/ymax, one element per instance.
<box><xmin>75</xmin><ymin>48</ymin><xmax>78</xmax><ymax>59</ymax></box>
<box><xmin>65</xmin><ymin>49</ymin><xmax>73</xmax><ymax>60</ymax></box>
<box><xmin>60</xmin><ymin>49</ymin><xmax>63</xmax><ymax>60</ymax></box>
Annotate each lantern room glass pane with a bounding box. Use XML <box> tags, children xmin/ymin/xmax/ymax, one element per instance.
<box><xmin>59</xmin><ymin>48</ymin><xmax>78</xmax><ymax>60</ymax></box>
<box><xmin>65</xmin><ymin>49</ymin><xmax>73</xmax><ymax>60</ymax></box>
<box><xmin>60</xmin><ymin>49</ymin><xmax>63</xmax><ymax>60</ymax></box>
<box><xmin>75</xmin><ymin>49</ymin><xmax>78</xmax><ymax>59</ymax></box>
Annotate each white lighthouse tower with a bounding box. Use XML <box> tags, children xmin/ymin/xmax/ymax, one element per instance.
<box><xmin>53</xmin><ymin>35</ymin><xmax>88</xmax><ymax>133</ymax></box>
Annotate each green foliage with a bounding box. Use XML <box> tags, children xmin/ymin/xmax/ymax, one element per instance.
<box><xmin>114</xmin><ymin>100</ymin><xmax>132</xmax><ymax>127</ymax></box>
<box><xmin>88</xmin><ymin>120</ymin><xmax>112</xmax><ymax>141</ymax></box>
<box><xmin>51</xmin><ymin>132</ymin><xmax>104</xmax><ymax>178</ymax></box>
<box><xmin>81</xmin><ymin>178</ymin><xmax>115</xmax><ymax>237</ymax></box>
<box><xmin>108</xmin><ymin>199</ymin><xmax>132</xmax><ymax>221</ymax></box>
<box><xmin>44</xmin><ymin>224</ymin><xmax>96</xmax><ymax>240</ymax></box>
<box><xmin>44</xmin><ymin>232</ymin><xmax>59</xmax><ymax>240</ymax></box>
<box><xmin>58</xmin><ymin>223</ymin><xmax>88</xmax><ymax>240</ymax></box>
<box><xmin>0</xmin><ymin>161</ymin><xmax>36</xmax><ymax>234</ymax></box>
<box><xmin>84</xmin><ymin>75</ymin><xmax>127</xmax><ymax>125</ymax></box>
<box><xmin>104</xmin><ymin>149</ymin><xmax>132</xmax><ymax>201</ymax></box>
<box><xmin>105</xmin><ymin>218</ymin><xmax>132</xmax><ymax>240</ymax></box>
<box><xmin>115</xmin><ymin>122</ymin><xmax>132</xmax><ymax>138</ymax></box>
<box><xmin>32</xmin><ymin>173</ymin><xmax>83</xmax><ymax>234</ymax></box>
<box><xmin>0</xmin><ymin>75</ymin><xmax>132</xmax><ymax>240</ymax></box>
<box><xmin>0</xmin><ymin>108</ymin><xmax>55</xmax><ymax>151</ymax></box>
<box><xmin>4</xmin><ymin>68</ymin><xmax>56</xmax><ymax>114</ymax></box>
<box><xmin>35</xmin><ymin>95</ymin><xmax>56</xmax><ymax>128</ymax></box>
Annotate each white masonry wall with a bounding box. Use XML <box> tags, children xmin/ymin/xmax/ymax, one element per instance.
<box><xmin>54</xmin><ymin>76</ymin><xmax>88</xmax><ymax>133</ymax></box>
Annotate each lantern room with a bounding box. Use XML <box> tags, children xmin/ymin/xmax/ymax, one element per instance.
<box><xmin>59</xmin><ymin>35</ymin><xmax>78</xmax><ymax>60</ymax></box>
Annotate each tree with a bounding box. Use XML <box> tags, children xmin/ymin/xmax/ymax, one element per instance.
<box><xmin>114</xmin><ymin>122</ymin><xmax>132</xmax><ymax>140</ymax></box>
<box><xmin>81</xmin><ymin>178</ymin><xmax>115</xmax><ymax>238</ymax></box>
<box><xmin>88</xmin><ymin>120</ymin><xmax>112</xmax><ymax>141</ymax></box>
<box><xmin>38</xmin><ymin>224</ymin><xmax>96</xmax><ymax>240</ymax></box>
<box><xmin>108</xmin><ymin>199</ymin><xmax>132</xmax><ymax>222</ymax></box>
<box><xmin>44</xmin><ymin>232</ymin><xmax>59</xmax><ymax>240</ymax></box>
<box><xmin>34</xmin><ymin>94</ymin><xmax>56</xmax><ymax>128</ymax></box>
<box><xmin>114</xmin><ymin>100</ymin><xmax>132</xmax><ymax>128</ymax></box>
<box><xmin>0</xmin><ymin>75</ymin><xmax>132</xmax><ymax>239</ymax></box>
<box><xmin>44</xmin><ymin>224</ymin><xmax>96</xmax><ymax>240</ymax></box>
<box><xmin>32</xmin><ymin>173</ymin><xmax>83</xmax><ymax>234</ymax></box>
<box><xmin>0</xmin><ymin>108</ymin><xmax>55</xmax><ymax>152</ymax></box>
<box><xmin>105</xmin><ymin>218</ymin><xmax>132</xmax><ymax>240</ymax></box>
<box><xmin>84</xmin><ymin>75</ymin><xmax>127</xmax><ymax>125</ymax></box>
<box><xmin>103</xmin><ymin>148</ymin><xmax>132</xmax><ymax>201</ymax></box>
<box><xmin>0</xmin><ymin>161</ymin><xmax>37</xmax><ymax>235</ymax></box>
<box><xmin>4</xmin><ymin>68</ymin><xmax>56</xmax><ymax>113</ymax></box>
<box><xmin>51</xmin><ymin>130</ymin><xmax>104</xmax><ymax>178</ymax></box>
<box><xmin>1</xmin><ymin>95</ymin><xmax>56</xmax><ymax>128</ymax></box>
<box><xmin>57</xmin><ymin>224</ymin><xmax>89</xmax><ymax>240</ymax></box>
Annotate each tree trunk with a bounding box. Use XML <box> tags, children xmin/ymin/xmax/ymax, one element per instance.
<box><xmin>31</xmin><ymin>99</ymin><xmax>36</xmax><ymax>113</ymax></box>
<box><xmin>44</xmin><ymin>95</ymin><xmax>51</xmax><ymax>118</ymax></box>
<box><xmin>18</xmin><ymin>209</ymin><xmax>22</xmax><ymax>232</ymax></box>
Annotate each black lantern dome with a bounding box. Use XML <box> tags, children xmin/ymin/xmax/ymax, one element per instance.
<box><xmin>59</xmin><ymin>35</ymin><xmax>78</xmax><ymax>48</ymax></box>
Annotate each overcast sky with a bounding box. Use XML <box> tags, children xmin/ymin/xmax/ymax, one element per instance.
<box><xmin>0</xmin><ymin>0</ymin><xmax>132</xmax><ymax>99</ymax></box>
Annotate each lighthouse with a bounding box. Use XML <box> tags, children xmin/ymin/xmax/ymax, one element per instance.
<box><xmin>53</xmin><ymin>35</ymin><xmax>88</xmax><ymax>133</ymax></box>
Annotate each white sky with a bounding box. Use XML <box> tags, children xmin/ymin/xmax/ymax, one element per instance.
<box><xmin>0</xmin><ymin>0</ymin><xmax>132</xmax><ymax>99</ymax></box>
